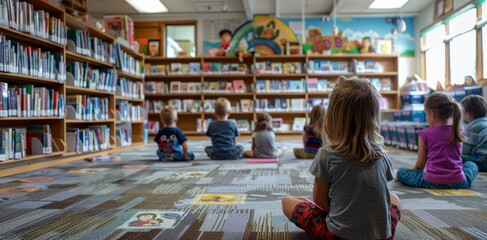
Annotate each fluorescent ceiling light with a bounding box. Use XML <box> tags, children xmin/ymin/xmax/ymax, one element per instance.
<box><xmin>125</xmin><ymin>0</ymin><xmax>168</xmax><ymax>13</ymax></box>
<box><xmin>369</xmin><ymin>0</ymin><xmax>409</xmax><ymax>9</ymax></box>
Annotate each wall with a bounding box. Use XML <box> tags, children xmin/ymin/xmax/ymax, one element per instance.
<box><xmin>414</xmin><ymin>0</ymin><xmax>474</xmax><ymax>74</ymax></box>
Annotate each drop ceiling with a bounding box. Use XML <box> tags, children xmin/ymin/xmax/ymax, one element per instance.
<box><xmin>88</xmin><ymin>0</ymin><xmax>433</xmax><ymax>17</ymax></box>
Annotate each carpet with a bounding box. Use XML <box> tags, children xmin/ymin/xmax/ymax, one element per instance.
<box><xmin>0</xmin><ymin>140</ymin><xmax>486</xmax><ymax>240</ymax></box>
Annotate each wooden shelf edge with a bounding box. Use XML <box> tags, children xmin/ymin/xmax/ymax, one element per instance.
<box><xmin>66</xmin><ymin>51</ymin><xmax>114</xmax><ymax>68</ymax></box>
<box><xmin>0</xmin><ymin>117</ymin><xmax>63</xmax><ymax>121</ymax></box>
<box><xmin>0</xmin><ymin>151</ymin><xmax>64</xmax><ymax>166</ymax></box>
<box><xmin>118</xmin><ymin>71</ymin><xmax>144</xmax><ymax>81</ymax></box>
<box><xmin>0</xmin><ymin>71</ymin><xmax>63</xmax><ymax>85</ymax></box>
<box><xmin>65</xmin><ymin>85</ymin><xmax>114</xmax><ymax>95</ymax></box>
<box><xmin>0</xmin><ymin>24</ymin><xmax>64</xmax><ymax>49</ymax></box>
<box><xmin>66</xmin><ymin>119</ymin><xmax>115</xmax><ymax>123</ymax></box>
<box><xmin>115</xmin><ymin>96</ymin><xmax>144</xmax><ymax>102</ymax></box>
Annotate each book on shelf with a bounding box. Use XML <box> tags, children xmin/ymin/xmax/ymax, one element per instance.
<box><xmin>138</xmin><ymin>39</ymin><xmax>148</xmax><ymax>55</ymax></box>
<box><xmin>0</xmin><ymin>128</ymin><xmax>26</xmax><ymax>160</ymax></box>
<box><xmin>170</xmin><ymin>81</ymin><xmax>181</xmax><ymax>93</ymax></box>
<box><xmin>240</xmin><ymin>99</ymin><xmax>253</xmax><ymax>112</ymax></box>
<box><xmin>307</xmin><ymin>78</ymin><xmax>333</xmax><ymax>92</ymax></box>
<box><xmin>145</xmin><ymin>100</ymin><xmax>164</xmax><ymax>114</ymax></box>
<box><xmin>66</xmin><ymin>62</ymin><xmax>116</xmax><ymax>92</ymax></box>
<box><xmin>292</xmin><ymin>117</ymin><xmax>307</xmax><ymax>131</ymax></box>
<box><xmin>307</xmin><ymin>60</ymin><xmax>349</xmax><ymax>74</ymax></box>
<box><xmin>0</xmin><ymin>83</ymin><xmax>64</xmax><ymax>118</ymax></box>
<box><xmin>147</xmin><ymin>120</ymin><xmax>160</xmax><ymax>134</ymax></box>
<box><xmin>370</xmin><ymin>78</ymin><xmax>392</xmax><ymax>91</ymax></box>
<box><xmin>66</xmin><ymin>95</ymin><xmax>109</xmax><ymax>121</ymax></box>
<box><xmin>352</xmin><ymin>60</ymin><xmax>385</xmax><ymax>73</ymax></box>
<box><xmin>255</xmin><ymin>79</ymin><xmax>305</xmax><ymax>93</ymax></box>
<box><xmin>255</xmin><ymin>62</ymin><xmax>302</xmax><ymax>74</ymax></box>
<box><xmin>0</xmin><ymin>1</ymin><xmax>67</xmax><ymax>45</ymax></box>
<box><xmin>114</xmin><ymin>43</ymin><xmax>144</xmax><ymax>77</ymax></box>
<box><xmin>116</xmin><ymin>123</ymin><xmax>132</xmax><ymax>147</ymax></box>
<box><xmin>201</xmin><ymin>62</ymin><xmax>248</xmax><ymax>75</ymax></box>
<box><xmin>117</xmin><ymin>77</ymin><xmax>143</xmax><ymax>99</ymax></box>
<box><xmin>146</xmin><ymin>64</ymin><xmax>166</xmax><ymax>76</ymax></box>
<box><xmin>116</xmin><ymin>100</ymin><xmax>145</xmax><ymax>122</ymax></box>
<box><xmin>104</xmin><ymin>15</ymin><xmax>134</xmax><ymax>50</ymax></box>
<box><xmin>203</xmin><ymin>99</ymin><xmax>214</xmax><ymax>112</ymax></box>
<box><xmin>66</xmin><ymin>125</ymin><xmax>111</xmax><ymax>153</ymax></box>
<box><xmin>196</xmin><ymin>118</ymin><xmax>212</xmax><ymax>133</ymax></box>
<box><xmin>236</xmin><ymin>119</ymin><xmax>250</xmax><ymax>132</ymax></box>
<box><xmin>182</xmin><ymin>99</ymin><xmax>201</xmax><ymax>113</ymax></box>
<box><xmin>255</xmin><ymin>98</ymin><xmax>306</xmax><ymax>112</ymax></box>
<box><xmin>309</xmin><ymin>98</ymin><xmax>329</xmax><ymax>109</ymax></box>
<box><xmin>26</xmin><ymin>125</ymin><xmax>52</xmax><ymax>155</ymax></box>
<box><xmin>144</xmin><ymin>81</ymin><xmax>169</xmax><ymax>94</ymax></box>
<box><xmin>0</xmin><ymin>33</ymin><xmax>66</xmax><ymax>82</ymax></box>
<box><xmin>272</xmin><ymin>118</ymin><xmax>283</xmax><ymax>131</ymax></box>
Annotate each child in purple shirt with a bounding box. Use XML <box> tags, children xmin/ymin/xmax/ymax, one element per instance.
<box><xmin>397</xmin><ymin>92</ymin><xmax>478</xmax><ymax>189</ymax></box>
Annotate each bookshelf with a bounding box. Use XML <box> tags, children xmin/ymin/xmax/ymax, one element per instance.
<box><xmin>144</xmin><ymin>54</ymin><xmax>399</xmax><ymax>137</ymax></box>
<box><xmin>0</xmin><ymin>1</ymin><xmax>146</xmax><ymax>171</ymax></box>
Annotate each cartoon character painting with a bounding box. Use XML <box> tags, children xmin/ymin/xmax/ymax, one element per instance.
<box><xmin>121</xmin><ymin>211</ymin><xmax>185</xmax><ymax>229</ymax></box>
<box><xmin>129</xmin><ymin>213</ymin><xmax>163</xmax><ymax>227</ymax></box>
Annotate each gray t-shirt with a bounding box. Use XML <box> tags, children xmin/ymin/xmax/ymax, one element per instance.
<box><xmin>252</xmin><ymin>131</ymin><xmax>276</xmax><ymax>158</ymax></box>
<box><xmin>309</xmin><ymin>147</ymin><xmax>394</xmax><ymax>239</ymax></box>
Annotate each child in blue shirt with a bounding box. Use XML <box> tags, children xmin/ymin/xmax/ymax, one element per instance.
<box><xmin>205</xmin><ymin>97</ymin><xmax>244</xmax><ymax>160</ymax></box>
<box><xmin>154</xmin><ymin>105</ymin><xmax>194</xmax><ymax>161</ymax></box>
<box><xmin>462</xmin><ymin>95</ymin><xmax>487</xmax><ymax>171</ymax></box>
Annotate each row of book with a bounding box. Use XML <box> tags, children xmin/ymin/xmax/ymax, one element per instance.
<box><xmin>67</xmin><ymin>29</ymin><xmax>115</xmax><ymax>64</ymax></box>
<box><xmin>147</xmin><ymin>120</ymin><xmax>160</xmax><ymax>135</ymax></box>
<box><xmin>66</xmin><ymin>125</ymin><xmax>110</xmax><ymax>153</ymax></box>
<box><xmin>116</xmin><ymin>100</ymin><xmax>145</xmax><ymax>122</ymax></box>
<box><xmin>255</xmin><ymin>62</ymin><xmax>302</xmax><ymax>74</ymax></box>
<box><xmin>0</xmin><ymin>0</ymin><xmax>67</xmax><ymax>45</ymax></box>
<box><xmin>114</xmin><ymin>43</ymin><xmax>144</xmax><ymax>77</ymax></box>
<box><xmin>255</xmin><ymin>98</ymin><xmax>307</xmax><ymax>112</ymax></box>
<box><xmin>66</xmin><ymin>61</ymin><xmax>117</xmax><ymax>92</ymax></box>
<box><xmin>117</xmin><ymin>78</ymin><xmax>143</xmax><ymax>100</ymax></box>
<box><xmin>66</xmin><ymin>95</ymin><xmax>109</xmax><ymax>121</ymax></box>
<box><xmin>0</xmin><ymin>125</ymin><xmax>53</xmax><ymax>161</ymax></box>
<box><xmin>195</xmin><ymin>117</ymin><xmax>307</xmax><ymax>133</ymax></box>
<box><xmin>145</xmin><ymin>98</ymin><xmax>254</xmax><ymax>114</ymax></box>
<box><xmin>381</xmin><ymin>122</ymin><xmax>428</xmax><ymax>151</ymax></box>
<box><xmin>256</xmin><ymin>79</ymin><xmax>306</xmax><ymax>93</ymax></box>
<box><xmin>0</xmin><ymin>83</ymin><xmax>65</xmax><ymax>118</ymax></box>
<box><xmin>196</xmin><ymin>118</ymin><xmax>251</xmax><ymax>133</ymax></box>
<box><xmin>307</xmin><ymin>60</ymin><xmax>386</xmax><ymax>74</ymax></box>
<box><xmin>0</xmin><ymin>33</ymin><xmax>66</xmax><ymax>82</ymax></box>
<box><xmin>146</xmin><ymin>62</ymin><xmax>251</xmax><ymax>76</ymax></box>
<box><xmin>116</xmin><ymin>124</ymin><xmax>132</xmax><ymax>147</ymax></box>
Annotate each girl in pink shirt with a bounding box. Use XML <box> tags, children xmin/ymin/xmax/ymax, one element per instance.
<box><xmin>397</xmin><ymin>92</ymin><xmax>478</xmax><ymax>189</ymax></box>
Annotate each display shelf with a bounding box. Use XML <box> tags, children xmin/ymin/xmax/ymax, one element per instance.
<box><xmin>116</xmin><ymin>121</ymin><xmax>145</xmax><ymax>124</ymax></box>
<box><xmin>0</xmin><ymin>151</ymin><xmax>64</xmax><ymax>165</ymax></box>
<box><xmin>66</xmin><ymin>119</ymin><xmax>115</xmax><ymax>123</ymax></box>
<box><xmin>119</xmin><ymin>44</ymin><xmax>145</xmax><ymax>60</ymax></box>
<box><xmin>145</xmin><ymin>93</ymin><xmax>202</xmax><ymax>97</ymax></box>
<box><xmin>65</xmin><ymin>14</ymin><xmax>114</xmax><ymax>42</ymax></box>
<box><xmin>66</xmin><ymin>51</ymin><xmax>114</xmax><ymax>68</ymax></box>
<box><xmin>115</xmin><ymin>96</ymin><xmax>144</xmax><ymax>103</ymax></box>
<box><xmin>255</xmin><ymin>74</ymin><xmax>307</xmax><ymax>78</ymax></box>
<box><xmin>0</xmin><ymin>25</ymin><xmax>65</xmax><ymax>50</ymax></box>
<box><xmin>0</xmin><ymin>72</ymin><xmax>63</xmax><ymax>85</ymax></box>
<box><xmin>255</xmin><ymin>92</ymin><xmax>306</xmax><ymax>96</ymax></box>
<box><xmin>118</xmin><ymin>71</ymin><xmax>145</xmax><ymax>81</ymax></box>
<box><xmin>0</xmin><ymin>117</ymin><xmax>63</xmax><ymax>121</ymax></box>
<box><xmin>203</xmin><ymin>92</ymin><xmax>254</xmax><ymax>97</ymax></box>
<box><xmin>146</xmin><ymin>74</ymin><xmax>201</xmax><ymax>79</ymax></box>
<box><xmin>65</xmin><ymin>86</ymin><xmax>114</xmax><ymax>96</ymax></box>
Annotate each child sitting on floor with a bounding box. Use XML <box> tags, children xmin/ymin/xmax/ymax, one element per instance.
<box><xmin>243</xmin><ymin>113</ymin><xmax>281</xmax><ymax>158</ymax></box>
<box><xmin>397</xmin><ymin>92</ymin><xmax>479</xmax><ymax>188</ymax></box>
<box><xmin>293</xmin><ymin>104</ymin><xmax>325</xmax><ymax>159</ymax></box>
<box><xmin>282</xmin><ymin>77</ymin><xmax>401</xmax><ymax>239</ymax></box>
<box><xmin>205</xmin><ymin>97</ymin><xmax>244</xmax><ymax>160</ymax></box>
<box><xmin>461</xmin><ymin>95</ymin><xmax>487</xmax><ymax>172</ymax></box>
<box><xmin>154</xmin><ymin>105</ymin><xmax>194</xmax><ymax>161</ymax></box>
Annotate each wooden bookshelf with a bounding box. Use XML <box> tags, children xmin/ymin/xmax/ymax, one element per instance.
<box><xmin>144</xmin><ymin>55</ymin><xmax>399</xmax><ymax>136</ymax></box>
<box><xmin>0</xmin><ymin>1</ymin><xmax>149</xmax><ymax>170</ymax></box>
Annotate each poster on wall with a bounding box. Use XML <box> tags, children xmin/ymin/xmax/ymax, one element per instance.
<box><xmin>149</xmin><ymin>40</ymin><xmax>160</xmax><ymax>57</ymax></box>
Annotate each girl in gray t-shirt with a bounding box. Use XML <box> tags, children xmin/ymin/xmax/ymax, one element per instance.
<box><xmin>243</xmin><ymin>113</ymin><xmax>280</xmax><ymax>158</ymax></box>
<box><xmin>281</xmin><ymin>77</ymin><xmax>402</xmax><ymax>239</ymax></box>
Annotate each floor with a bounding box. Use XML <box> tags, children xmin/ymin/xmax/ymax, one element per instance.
<box><xmin>0</xmin><ymin>140</ymin><xmax>486</xmax><ymax>240</ymax></box>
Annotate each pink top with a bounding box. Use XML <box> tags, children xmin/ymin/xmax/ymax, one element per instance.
<box><xmin>418</xmin><ymin>125</ymin><xmax>466</xmax><ymax>184</ymax></box>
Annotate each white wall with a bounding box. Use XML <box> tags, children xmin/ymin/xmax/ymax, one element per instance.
<box><xmin>414</xmin><ymin>0</ymin><xmax>474</xmax><ymax>74</ymax></box>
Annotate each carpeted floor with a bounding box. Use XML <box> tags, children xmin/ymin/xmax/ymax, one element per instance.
<box><xmin>0</xmin><ymin>140</ymin><xmax>486</xmax><ymax>240</ymax></box>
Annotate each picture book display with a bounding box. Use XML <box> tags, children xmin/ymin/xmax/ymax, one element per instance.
<box><xmin>114</xmin><ymin>43</ymin><xmax>144</xmax><ymax>77</ymax></box>
<box><xmin>370</xmin><ymin>78</ymin><xmax>392</xmax><ymax>91</ymax></box>
<box><xmin>255</xmin><ymin>98</ymin><xmax>306</xmax><ymax>112</ymax></box>
<box><xmin>116</xmin><ymin>100</ymin><xmax>145</xmax><ymax>122</ymax></box>
<box><xmin>167</xmin><ymin>82</ymin><xmax>202</xmax><ymax>94</ymax></box>
<box><xmin>119</xmin><ymin>211</ymin><xmax>185</xmax><ymax>229</ymax></box>
<box><xmin>307</xmin><ymin>60</ymin><xmax>349</xmax><ymax>74</ymax></box>
<box><xmin>145</xmin><ymin>64</ymin><xmax>166</xmax><ymax>76</ymax></box>
<box><xmin>202</xmin><ymin>80</ymin><xmax>246</xmax><ymax>93</ymax></box>
<box><xmin>201</xmin><ymin>62</ymin><xmax>248</xmax><ymax>75</ymax></box>
<box><xmin>353</xmin><ymin>60</ymin><xmax>385</xmax><ymax>73</ymax></box>
<box><xmin>255</xmin><ymin>79</ymin><xmax>305</xmax><ymax>93</ymax></box>
<box><xmin>254</xmin><ymin>62</ymin><xmax>302</xmax><ymax>74</ymax></box>
<box><xmin>306</xmin><ymin>78</ymin><xmax>333</xmax><ymax>92</ymax></box>
<box><xmin>117</xmin><ymin>78</ymin><xmax>144</xmax><ymax>99</ymax></box>
<box><xmin>169</xmin><ymin>62</ymin><xmax>201</xmax><ymax>75</ymax></box>
<box><xmin>67</xmin><ymin>29</ymin><xmax>115</xmax><ymax>65</ymax></box>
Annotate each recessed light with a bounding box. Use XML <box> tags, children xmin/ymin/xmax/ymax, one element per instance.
<box><xmin>369</xmin><ymin>0</ymin><xmax>409</xmax><ymax>9</ymax></box>
<box><xmin>125</xmin><ymin>0</ymin><xmax>169</xmax><ymax>13</ymax></box>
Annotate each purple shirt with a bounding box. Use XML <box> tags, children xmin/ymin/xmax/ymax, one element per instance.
<box><xmin>418</xmin><ymin>125</ymin><xmax>466</xmax><ymax>184</ymax></box>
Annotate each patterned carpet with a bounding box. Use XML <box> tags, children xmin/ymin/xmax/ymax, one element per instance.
<box><xmin>0</xmin><ymin>140</ymin><xmax>486</xmax><ymax>240</ymax></box>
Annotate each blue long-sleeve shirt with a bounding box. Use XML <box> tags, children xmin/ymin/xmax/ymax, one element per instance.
<box><xmin>462</xmin><ymin>117</ymin><xmax>487</xmax><ymax>159</ymax></box>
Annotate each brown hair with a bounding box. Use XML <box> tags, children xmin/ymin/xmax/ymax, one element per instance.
<box><xmin>160</xmin><ymin>105</ymin><xmax>177</xmax><ymax>126</ymax></box>
<box><xmin>425</xmin><ymin>91</ymin><xmax>465</xmax><ymax>144</ymax></box>
<box><xmin>461</xmin><ymin>95</ymin><xmax>487</xmax><ymax>119</ymax></box>
<box><xmin>254</xmin><ymin>113</ymin><xmax>273</xmax><ymax>132</ymax></box>
<box><xmin>214</xmin><ymin>97</ymin><xmax>231</xmax><ymax>118</ymax></box>
<box><xmin>323</xmin><ymin>77</ymin><xmax>383</xmax><ymax>163</ymax></box>
<box><xmin>308</xmin><ymin>104</ymin><xmax>325</xmax><ymax>138</ymax></box>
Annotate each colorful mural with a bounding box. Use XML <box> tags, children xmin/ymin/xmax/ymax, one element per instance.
<box><xmin>202</xmin><ymin>16</ymin><xmax>415</xmax><ymax>57</ymax></box>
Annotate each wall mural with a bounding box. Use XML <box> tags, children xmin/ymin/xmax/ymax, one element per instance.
<box><xmin>203</xmin><ymin>16</ymin><xmax>415</xmax><ymax>57</ymax></box>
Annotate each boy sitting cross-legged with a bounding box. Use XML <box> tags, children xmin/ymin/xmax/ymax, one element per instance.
<box><xmin>205</xmin><ymin>97</ymin><xmax>244</xmax><ymax>160</ymax></box>
<box><xmin>154</xmin><ymin>105</ymin><xmax>194</xmax><ymax>161</ymax></box>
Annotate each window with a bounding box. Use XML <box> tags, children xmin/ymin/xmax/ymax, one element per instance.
<box><xmin>165</xmin><ymin>25</ymin><xmax>196</xmax><ymax>58</ymax></box>
<box><xmin>448</xmin><ymin>8</ymin><xmax>476</xmax><ymax>37</ymax></box>
<box><xmin>425</xmin><ymin>43</ymin><xmax>446</xmax><ymax>89</ymax></box>
<box><xmin>484</xmin><ymin>26</ymin><xmax>487</xmax><ymax>79</ymax></box>
<box><xmin>450</xmin><ymin>30</ymin><xmax>476</xmax><ymax>85</ymax></box>
<box><xmin>423</xmin><ymin>25</ymin><xmax>445</xmax><ymax>49</ymax></box>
